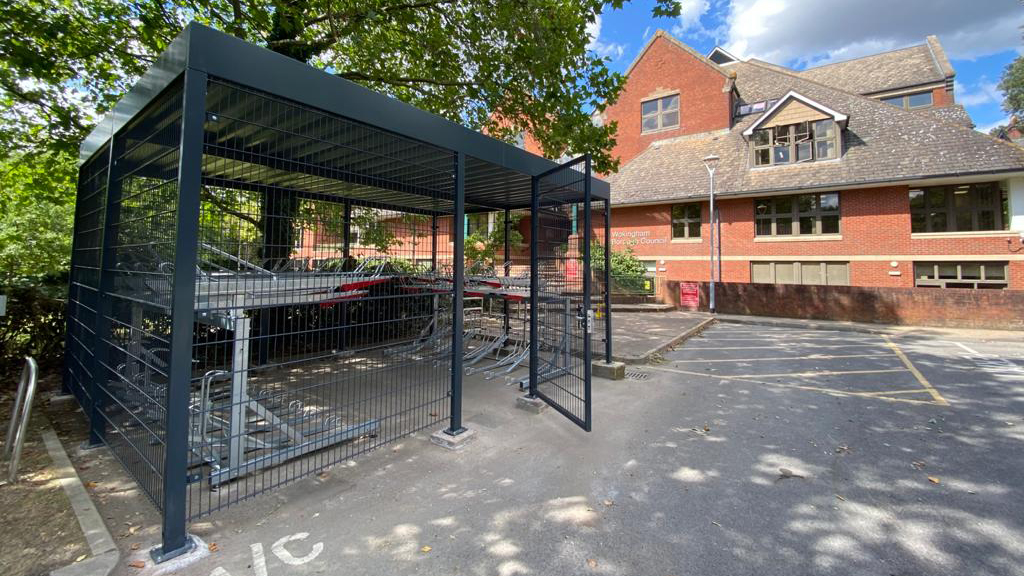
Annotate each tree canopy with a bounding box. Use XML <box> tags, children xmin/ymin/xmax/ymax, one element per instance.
<box><xmin>998</xmin><ymin>54</ymin><xmax>1024</xmax><ymax>120</ymax></box>
<box><xmin>1</xmin><ymin>0</ymin><xmax>680</xmax><ymax>173</ymax></box>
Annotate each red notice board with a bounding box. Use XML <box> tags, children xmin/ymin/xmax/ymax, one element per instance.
<box><xmin>679</xmin><ymin>282</ymin><xmax>699</xmax><ymax>310</ymax></box>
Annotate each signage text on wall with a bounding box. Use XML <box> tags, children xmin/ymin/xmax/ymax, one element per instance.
<box><xmin>610</xmin><ymin>230</ymin><xmax>667</xmax><ymax>246</ymax></box>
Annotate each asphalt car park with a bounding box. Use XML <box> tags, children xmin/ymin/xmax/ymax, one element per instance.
<box><xmin>96</xmin><ymin>320</ymin><xmax>1024</xmax><ymax>576</ymax></box>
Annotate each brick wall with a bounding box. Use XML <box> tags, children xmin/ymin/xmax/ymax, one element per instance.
<box><xmin>668</xmin><ymin>281</ymin><xmax>1024</xmax><ymax>330</ymax></box>
<box><xmin>600</xmin><ymin>33</ymin><xmax>732</xmax><ymax>167</ymax></box>
<box><xmin>607</xmin><ymin>184</ymin><xmax>1024</xmax><ymax>289</ymax></box>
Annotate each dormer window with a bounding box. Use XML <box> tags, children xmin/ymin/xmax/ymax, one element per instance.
<box><xmin>752</xmin><ymin>120</ymin><xmax>838</xmax><ymax>166</ymax></box>
<box><xmin>743</xmin><ymin>91</ymin><xmax>847</xmax><ymax>168</ymax></box>
<box><xmin>641</xmin><ymin>94</ymin><xmax>679</xmax><ymax>133</ymax></box>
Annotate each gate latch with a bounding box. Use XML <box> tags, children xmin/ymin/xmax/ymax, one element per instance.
<box><xmin>586</xmin><ymin>309</ymin><xmax>594</xmax><ymax>335</ymax></box>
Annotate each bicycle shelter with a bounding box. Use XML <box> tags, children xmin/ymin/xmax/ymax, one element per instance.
<box><xmin>66</xmin><ymin>23</ymin><xmax>612</xmax><ymax>561</ymax></box>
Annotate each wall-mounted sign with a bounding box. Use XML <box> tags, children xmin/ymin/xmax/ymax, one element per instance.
<box><xmin>679</xmin><ymin>282</ymin><xmax>699</xmax><ymax>310</ymax></box>
<box><xmin>610</xmin><ymin>230</ymin><xmax>668</xmax><ymax>246</ymax></box>
<box><xmin>566</xmin><ymin>259</ymin><xmax>579</xmax><ymax>279</ymax></box>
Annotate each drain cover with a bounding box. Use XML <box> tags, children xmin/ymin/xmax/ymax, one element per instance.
<box><xmin>625</xmin><ymin>371</ymin><xmax>650</xmax><ymax>381</ymax></box>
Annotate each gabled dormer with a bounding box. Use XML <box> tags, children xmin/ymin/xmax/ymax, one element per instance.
<box><xmin>742</xmin><ymin>91</ymin><xmax>847</xmax><ymax>168</ymax></box>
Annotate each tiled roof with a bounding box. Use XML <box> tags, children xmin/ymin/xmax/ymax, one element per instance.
<box><xmin>795</xmin><ymin>41</ymin><xmax>951</xmax><ymax>95</ymax></box>
<box><xmin>607</xmin><ymin>62</ymin><xmax>1024</xmax><ymax>206</ymax></box>
<box><xmin>913</xmin><ymin>104</ymin><xmax>974</xmax><ymax>128</ymax></box>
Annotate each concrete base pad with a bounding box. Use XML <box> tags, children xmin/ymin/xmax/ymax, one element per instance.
<box><xmin>145</xmin><ymin>535</ymin><xmax>210</xmax><ymax>576</ymax></box>
<box><xmin>593</xmin><ymin>361</ymin><xmax>626</xmax><ymax>380</ymax></box>
<box><xmin>430</xmin><ymin>428</ymin><xmax>477</xmax><ymax>451</ymax></box>
<box><xmin>516</xmin><ymin>395</ymin><xmax>549</xmax><ymax>414</ymax></box>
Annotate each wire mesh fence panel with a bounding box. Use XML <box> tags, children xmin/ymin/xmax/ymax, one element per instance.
<box><xmin>92</xmin><ymin>81</ymin><xmax>186</xmax><ymax>507</ymax></box>
<box><xmin>531</xmin><ymin>157</ymin><xmax>592</xmax><ymax>431</ymax></box>
<box><xmin>185</xmin><ymin>79</ymin><xmax>455</xmax><ymax>518</ymax></box>
<box><xmin>66</xmin><ymin>146</ymin><xmax>109</xmax><ymax>411</ymax></box>
<box><xmin>457</xmin><ymin>208</ymin><xmax>533</xmax><ymax>385</ymax></box>
<box><xmin>590</xmin><ymin>199</ymin><xmax>610</xmax><ymax>362</ymax></box>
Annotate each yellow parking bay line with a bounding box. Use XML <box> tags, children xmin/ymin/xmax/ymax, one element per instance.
<box><xmin>859</xmin><ymin>389</ymin><xmax>936</xmax><ymax>397</ymax></box>
<box><xmin>649</xmin><ymin>366</ymin><xmax>943</xmax><ymax>406</ymax></box>
<box><xmin>883</xmin><ymin>335</ymin><xmax>950</xmax><ymax>406</ymax></box>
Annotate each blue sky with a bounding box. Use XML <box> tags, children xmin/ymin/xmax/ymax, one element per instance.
<box><xmin>587</xmin><ymin>0</ymin><xmax>1023</xmax><ymax>132</ymax></box>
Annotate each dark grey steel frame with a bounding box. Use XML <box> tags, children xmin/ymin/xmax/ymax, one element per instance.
<box><xmin>73</xmin><ymin>22</ymin><xmax>612</xmax><ymax>562</ymax></box>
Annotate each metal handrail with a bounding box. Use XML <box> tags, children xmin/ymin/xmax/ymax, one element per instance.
<box><xmin>4</xmin><ymin>357</ymin><xmax>38</xmax><ymax>484</ymax></box>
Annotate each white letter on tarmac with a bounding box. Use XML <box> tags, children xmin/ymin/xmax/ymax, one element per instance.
<box><xmin>271</xmin><ymin>532</ymin><xmax>324</xmax><ymax>566</ymax></box>
<box><xmin>251</xmin><ymin>542</ymin><xmax>269</xmax><ymax>576</ymax></box>
<box><xmin>210</xmin><ymin>568</ymin><xmax>231</xmax><ymax>576</ymax></box>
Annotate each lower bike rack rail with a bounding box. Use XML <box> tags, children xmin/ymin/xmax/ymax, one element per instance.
<box><xmin>4</xmin><ymin>357</ymin><xmax>38</xmax><ymax>484</ymax></box>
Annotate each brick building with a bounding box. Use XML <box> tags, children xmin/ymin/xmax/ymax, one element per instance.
<box><xmin>590</xmin><ymin>31</ymin><xmax>1024</xmax><ymax>292</ymax></box>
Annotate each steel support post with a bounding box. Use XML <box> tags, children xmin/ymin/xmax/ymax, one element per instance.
<box><xmin>582</xmin><ymin>156</ymin><xmax>593</xmax><ymax>431</ymax></box>
<box><xmin>708</xmin><ymin>169</ymin><xmax>716</xmax><ymax>313</ymax></box>
<box><xmin>528</xmin><ymin>176</ymin><xmax>540</xmax><ymax>399</ymax></box>
<box><xmin>446</xmin><ymin>152</ymin><xmax>466</xmax><ymax>435</ymax></box>
<box><xmin>603</xmin><ymin>201</ymin><xmax>612</xmax><ymax>363</ymax></box>
<box><xmin>151</xmin><ymin>68</ymin><xmax>206</xmax><ymax>564</ymax></box>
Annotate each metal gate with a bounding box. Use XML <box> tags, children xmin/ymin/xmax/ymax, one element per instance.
<box><xmin>528</xmin><ymin>156</ymin><xmax>593</xmax><ymax>431</ymax></box>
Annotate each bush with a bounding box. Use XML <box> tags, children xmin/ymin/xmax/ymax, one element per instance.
<box><xmin>0</xmin><ymin>285</ymin><xmax>66</xmax><ymax>376</ymax></box>
<box><xmin>0</xmin><ymin>151</ymin><xmax>76</xmax><ymax>377</ymax></box>
<box><xmin>591</xmin><ymin>241</ymin><xmax>648</xmax><ymax>278</ymax></box>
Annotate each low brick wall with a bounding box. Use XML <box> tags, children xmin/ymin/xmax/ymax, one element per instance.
<box><xmin>664</xmin><ymin>280</ymin><xmax>1024</xmax><ymax>331</ymax></box>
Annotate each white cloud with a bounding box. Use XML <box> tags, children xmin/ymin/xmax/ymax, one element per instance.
<box><xmin>956</xmin><ymin>80</ymin><xmax>1003</xmax><ymax>107</ymax></box>
<box><xmin>721</xmin><ymin>0</ymin><xmax>1024</xmax><ymax>66</ymax></box>
<box><xmin>677</xmin><ymin>0</ymin><xmax>711</xmax><ymax>31</ymax></box>
<box><xmin>672</xmin><ymin>0</ymin><xmax>714</xmax><ymax>39</ymax></box>
<box><xmin>587</xmin><ymin>15</ymin><xmax>627</xmax><ymax>61</ymax></box>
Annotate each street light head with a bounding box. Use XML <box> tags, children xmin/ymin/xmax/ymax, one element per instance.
<box><xmin>702</xmin><ymin>154</ymin><xmax>720</xmax><ymax>171</ymax></box>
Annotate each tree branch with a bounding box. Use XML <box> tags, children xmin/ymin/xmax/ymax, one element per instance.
<box><xmin>201</xmin><ymin>188</ymin><xmax>261</xmax><ymax>228</ymax></box>
<box><xmin>303</xmin><ymin>0</ymin><xmax>455</xmax><ymax>27</ymax></box>
<box><xmin>337</xmin><ymin>70</ymin><xmax>478</xmax><ymax>89</ymax></box>
<box><xmin>0</xmin><ymin>78</ymin><xmax>88</xmax><ymax>133</ymax></box>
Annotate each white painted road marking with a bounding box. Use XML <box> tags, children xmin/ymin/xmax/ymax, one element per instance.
<box><xmin>251</xmin><ymin>542</ymin><xmax>268</xmax><ymax>576</ymax></box>
<box><xmin>271</xmin><ymin>532</ymin><xmax>324</xmax><ymax>566</ymax></box>
<box><xmin>210</xmin><ymin>532</ymin><xmax>325</xmax><ymax>576</ymax></box>
<box><xmin>952</xmin><ymin>341</ymin><xmax>983</xmax><ymax>356</ymax></box>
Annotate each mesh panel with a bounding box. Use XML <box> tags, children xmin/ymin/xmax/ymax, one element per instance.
<box><xmin>185</xmin><ymin>79</ymin><xmax>454</xmax><ymax>518</ymax></box>
<box><xmin>94</xmin><ymin>82</ymin><xmax>185</xmax><ymax>508</ymax></box>
<box><xmin>65</xmin><ymin>147</ymin><xmax>109</xmax><ymax>410</ymax></box>
<box><xmin>590</xmin><ymin>199</ymin><xmax>609</xmax><ymax>361</ymax></box>
<box><xmin>531</xmin><ymin>157</ymin><xmax>592</xmax><ymax>430</ymax></box>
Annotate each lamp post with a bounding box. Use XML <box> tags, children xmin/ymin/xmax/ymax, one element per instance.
<box><xmin>702</xmin><ymin>154</ymin><xmax>720</xmax><ymax>313</ymax></box>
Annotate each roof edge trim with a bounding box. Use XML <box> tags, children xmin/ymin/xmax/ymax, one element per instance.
<box><xmin>741</xmin><ymin>91</ymin><xmax>849</xmax><ymax>136</ymax></box>
<box><xmin>707</xmin><ymin>46</ymin><xmax>740</xmax><ymax>65</ymax></box>
<box><xmin>625</xmin><ymin>30</ymin><xmax>730</xmax><ymax>80</ymax></box>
